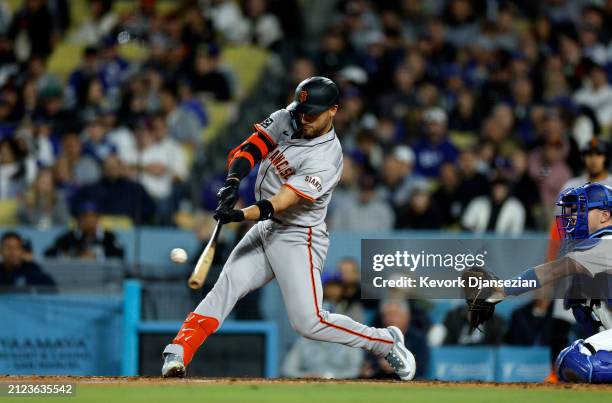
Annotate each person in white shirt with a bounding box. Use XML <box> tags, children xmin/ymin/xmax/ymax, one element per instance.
<box><xmin>126</xmin><ymin>118</ymin><xmax>178</xmax><ymax>224</ymax></box>
<box><xmin>574</xmin><ymin>61</ymin><xmax>612</xmax><ymax>127</ymax></box>
<box><xmin>462</xmin><ymin>177</ymin><xmax>525</xmax><ymax>235</ymax></box>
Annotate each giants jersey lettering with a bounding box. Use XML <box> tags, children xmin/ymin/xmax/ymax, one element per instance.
<box><xmin>254</xmin><ymin>109</ymin><xmax>343</xmax><ymax>227</ymax></box>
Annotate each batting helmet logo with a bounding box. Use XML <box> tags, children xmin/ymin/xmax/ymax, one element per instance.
<box><xmin>299</xmin><ymin>90</ymin><xmax>308</xmax><ymax>103</ymax></box>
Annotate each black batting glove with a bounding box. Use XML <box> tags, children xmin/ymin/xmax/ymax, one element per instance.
<box><xmin>216</xmin><ymin>177</ymin><xmax>240</xmax><ymax>211</ymax></box>
<box><xmin>214</xmin><ymin>207</ymin><xmax>245</xmax><ymax>224</ymax></box>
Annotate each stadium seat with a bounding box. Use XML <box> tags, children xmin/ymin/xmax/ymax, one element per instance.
<box><xmin>42</xmin><ymin>258</ymin><xmax>126</xmax><ymax>293</ymax></box>
<box><xmin>47</xmin><ymin>43</ymin><xmax>84</xmax><ymax>78</ymax></box>
<box><xmin>203</xmin><ymin>101</ymin><xmax>232</xmax><ymax>143</ymax></box>
<box><xmin>100</xmin><ymin>215</ymin><xmax>134</xmax><ymax>230</ymax></box>
<box><xmin>0</xmin><ymin>199</ymin><xmax>19</xmax><ymax>226</ymax></box>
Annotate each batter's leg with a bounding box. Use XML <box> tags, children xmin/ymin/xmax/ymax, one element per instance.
<box><xmin>163</xmin><ymin>222</ymin><xmax>274</xmax><ymax>368</ymax></box>
<box><xmin>265</xmin><ymin>224</ymin><xmax>394</xmax><ymax>358</ymax></box>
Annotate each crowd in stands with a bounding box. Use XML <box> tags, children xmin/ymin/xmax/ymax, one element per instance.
<box><xmin>0</xmin><ymin>0</ymin><xmax>611</xmax><ymax>232</ymax></box>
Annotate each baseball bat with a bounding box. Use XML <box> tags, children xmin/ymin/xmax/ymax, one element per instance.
<box><xmin>188</xmin><ymin>220</ymin><xmax>223</xmax><ymax>289</ymax></box>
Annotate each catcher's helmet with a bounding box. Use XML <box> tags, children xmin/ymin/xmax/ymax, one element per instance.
<box><xmin>287</xmin><ymin>76</ymin><xmax>339</xmax><ymax>116</ymax></box>
<box><xmin>556</xmin><ymin>182</ymin><xmax>612</xmax><ymax>240</ymax></box>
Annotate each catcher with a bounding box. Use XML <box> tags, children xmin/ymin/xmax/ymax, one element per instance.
<box><xmin>463</xmin><ymin>182</ymin><xmax>612</xmax><ymax>383</ymax></box>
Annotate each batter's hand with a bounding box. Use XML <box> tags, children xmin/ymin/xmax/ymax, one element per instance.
<box><xmin>216</xmin><ymin>178</ymin><xmax>240</xmax><ymax>211</ymax></box>
<box><xmin>214</xmin><ymin>207</ymin><xmax>245</xmax><ymax>224</ymax></box>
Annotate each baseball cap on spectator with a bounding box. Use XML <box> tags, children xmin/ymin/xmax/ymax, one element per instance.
<box><xmin>322</xmin><ymin>271</ymin><xmax>343</xmax><ymax>286</ymax></box>
<box><xmin>338</xmin><ymin>65</ymin><xmax>368</xmax><ymax>85</ymax></box>
<box><xmin>423</xmin><ymin>107</ymin><xmax>447</xmax><ymax>124</ymax></box>
<box><xmin>581</xmin><ymin>138</ymin><xmax>608</xmax><ymax>155</ymax></box>
<box><xmin>39</xmin><ymin>85</ymin><xmax>62</xmax><ymax>100</ymax></box>
<box><xmin>78</xmin><ymin>201</ymin><xmax>99</xmax><ymax>216</ymax></box>
<box><xmin>392</xmin><ymin>145</ymin><xmax>415</xmax><ymax>166</ymax></box>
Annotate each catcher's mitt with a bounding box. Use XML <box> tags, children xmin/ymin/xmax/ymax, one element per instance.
<box><xmin>461</xmin><ymin>267</ymin><xmax>503</xmax><ymax>330</ymax></box>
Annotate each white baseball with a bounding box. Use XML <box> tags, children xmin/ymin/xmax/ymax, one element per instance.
<box><xmin>170</xmin><ymin>248</ymin><xmax>188</xmax><ymax>264</ymax></box>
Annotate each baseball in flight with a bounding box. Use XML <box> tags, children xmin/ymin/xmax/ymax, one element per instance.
<box><xmin>170</xmin><ymin>248</ymin><xmax>188</xmax><ymax>264</ymax></box>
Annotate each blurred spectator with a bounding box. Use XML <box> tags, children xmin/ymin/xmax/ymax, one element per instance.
<box><xmin>7</xmin><ymin>0</ymin><xmax>55</xmax><ymax>60</ymax></box>
<box><xmin>442</xmin><ymin>305</ymin><xmax>505</xmax><ymax>346</ymax></box>
<box><xmin>44</xmin><ymin>201</ymin><xmax>124</xmax><ymax>260</ymax></box>
<box><xmin>126</xmin><ymin>116</ymin><xmax>187</xmax><ymax>225</ymax></box>
<box><xmin>239</xmin><ymin>0</ymin><xmax>284</xmax><ymax>49</ymax></box>
<box><xmin>574</xmin><ymin>61</ymin><xmax>612</xmax><ymax>128</ymax></box>
<box><xmin>448</xmin><ymin>90</ymin><xmax>479</xmax><ymax>133</ymax></box>
<box><xmin>395</xmin><ymin>186</ymin><xmax>442</xmax><ymax>230</ymax></box>
<box><xmin>71</xmin><ymin>155</ymin><xmax>155</xmax><ymax>224</ymax></box>
<box><xmin>507</xmin><ymin>149</ymin><xmax>541</xmax><ymax>230</ymax></box>
<box><xmin>0</xmin><ymin>1</ymin><xmax>11</xmax><ymax>35</ymax></box>
<box><xmin>462</xmin><ymin>177</ymin><xmax>526</xmax><ymax>235</ymax></box>
<box><xmin>505</xmin><ymin>298</ymin><xmax>553</xmax><ymax>346</ymax></box>
<box><xmin>0</xmin><ymin>137</ymin><xmax>36</xmax><ymax>199</ymax></box>
<box><xmin>18</xmin><ymin>167</ymin><xmax>70</xmax><ymax>227</ymax></box>
<box><xmin>381</xmin><ymin>145</ymin><xmax>427</xmax><ymax>209</ymax></box>
<box><xmin>362</xmin><ymin>300</ymin><xmax>429</xmax><ymax>379</ymax></box>
<box><xmin>99</xmin><ymin>35</ymin><xmax>131</xmax><ymax>106</ymax></box>
<box><xmin>0</xmin><ymin>231</ymin><xmax>55</xmax><ymax>289</ymax></box>
<box><xmin>377</xmin><ymin>64</ymin><xmax>418</xmax><ymax>118</ymax></box>
<box><xmin>528</xmin><ymin>112</ymin><xmax>572</xmax><ymax>214</ymax></box>
<box><xmin>66</xmin><ymin>46</ymin><xmax>102</xmax><ymax>109</ymax></box>
<box><xmin>330</xmin><ymin>174</ymin><xmax>394</xmax><ymax>232</ymax></box>
<box><xmin>159</xmin><ymin>82</ymin><xmax>206</xmax><ymax>146</ymax></box>
<box><xmin>413</xmin><ymin>107</ymin><xmax>458</xmax><ymax>178</ymax></box>
<box><xmin>69</xmin><ymin>0</ymin><xmax>117</xmax><ymax>45</ymax></box>
<box><xmin>456</xmin><ymin>147</ymin><xmax>489</xmax><ymax>206</ymax></box>
<box><xmin>81</xmin><ymin>112</ymin><xmax>118</xmax><ymax>163</ymax></box>
<box><xmin>562</xmin><ymin>138</ymin><xmax>612</xmax><ymax>190</ymax></box>
<box><xmin>329</xmin><ymin>154</ymin><xmax>358</xmax><ymax>217</ymax></box>
<box><xmin>432</xmin><ymin>163</ymin><xmax>462</xmax><ymax>228</ymax></box>
<box><xmin>56</xmin><ymin>129</ymin><xmax>101</xmax><ymax>187</ymax></box>
<box><xmin>336</xmin><ymin>257</ymin><xmax>369</xmax><ymax>314</ymax></box>
<box><xmin>189</xmin><ymin>43</ymin><xmax>232</xmax><ymax>101</ymax></box>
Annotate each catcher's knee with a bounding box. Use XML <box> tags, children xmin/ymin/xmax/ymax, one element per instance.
<box><xmin>556</xmin><ymin>340</ymin><xmax>612</xmax><ymax>383</ymax></box>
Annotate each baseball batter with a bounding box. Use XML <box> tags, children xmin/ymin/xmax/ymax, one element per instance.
<box><xmin>161</xmin><ymin>77</ymin><xmax>416</xmax><ymax>380</ymax></box>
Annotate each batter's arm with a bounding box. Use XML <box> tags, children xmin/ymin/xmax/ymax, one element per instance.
<box><xmin>242</xmin><ymin>185</ymin><xmax>300</xmax><ymax>221</ymax></box>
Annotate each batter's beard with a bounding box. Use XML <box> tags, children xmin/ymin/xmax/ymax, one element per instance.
<box><xmin>303</xmin><ymin>122</ymin><xmax>333</xmax><ymax>139</ymax></box>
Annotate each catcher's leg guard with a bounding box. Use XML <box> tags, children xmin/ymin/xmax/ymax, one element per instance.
<box><xmin>556</xmin><ymin>339</ymin><xmax>612</xmax><ymax>383</ymax></box>
<box><xmin>171</xmin><ymin>312</ymin><xmax>219</xmax><ymax>365</ymax></box>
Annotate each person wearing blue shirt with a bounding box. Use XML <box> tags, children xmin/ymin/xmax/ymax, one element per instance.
<box><xmin>413</xmin><ymin>107</ymin><xmax>458</xmax><ymax>178</ymax></box>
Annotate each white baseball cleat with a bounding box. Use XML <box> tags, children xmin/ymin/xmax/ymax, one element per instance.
<box><xmin>162</xmin><ymin>353</ymin><xmax>186</xmax><ymax>378</ymax></box>
<box><xmin>385</xmin><ymin>326</ymin><xmax>416</xmax><ymax>381</ymax></box>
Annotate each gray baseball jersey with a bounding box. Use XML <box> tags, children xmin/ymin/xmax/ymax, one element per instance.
<box><xmin>164</xmin><ymin>109</ymin><xmax>396</xmax><ymax>365</ymax></box>
<box><xmin>567</xmin><ymin>234</ymin><xmax>612</xmax><ymax>276</ymax></box>
<box><xmin>566</xmin><ymin>233</ymin><xmax>612</xmax><ymax>329</ymax></box>
<box><xmin>254</xmin><ymin>109</ymin><xmax>343</xmax><ymax>226</ymax></box>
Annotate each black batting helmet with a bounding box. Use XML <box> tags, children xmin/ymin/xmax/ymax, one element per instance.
<box><xmin>287</xmin><ymin>76</ymin><xmax>339</xmax><ymax>116</ymax></box>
